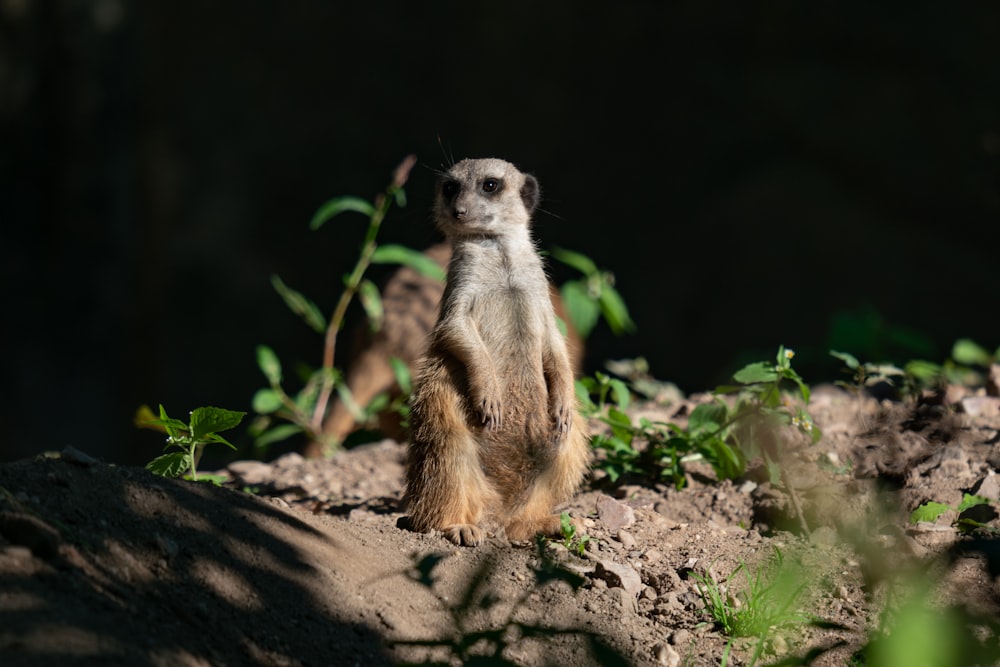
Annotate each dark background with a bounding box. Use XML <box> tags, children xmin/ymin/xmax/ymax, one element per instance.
<box><xmin>3</xmin><ymin>1</ymin><xmax>998</xmax><ymax>464</ymax></box>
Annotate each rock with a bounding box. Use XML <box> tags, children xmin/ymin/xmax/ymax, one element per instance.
<box><xmin>653</xmin><ymin>642</ymin><xmax>681</xmax><ymax>666</ymax></box>
<box><xmin>973</xmin><ymin>472</ymin><xmax>1000</xmax><ymax>501</ymax></box>
<box><xmin>59</xmin><ymin>446</ymin><xmax>99</xmax><ymax>466</ymax></box>
<box><xmin>597</xmin><ymin>494</ymin><xmax>636</xmax><ymax>532</ymax></box>
<box><xmin>273</xmin><ymin>452</ymin><xmax>305</xmax><ymax>468</ymax></box>
<box><xmin>642</xmin><ymin>548</ymin><xmax>663</xmax><ymax>564</ymax></box>
<box><xmin>960</xmin><ymin>396</ymin><xmax>1000</xmax><ymax>418</ymax></box>
<box><xmin>593</xmin><ymin>559</ymin><xmax>643</xmax><ymax>599</ymax></box>
<box><xmin>609</xmin><ymin>586</ymin><xmax>637</xmax><ymax>613</ymax></box>
<box><xmin>226</xmin><ymin>460</ymin><xmax>273</xmax><ymax>485</ymax></box>
<box><xmin>669</xmin><ymin>628</ymin><xmax>691</xmax><ymax>647</ymax></box>
<box><xmin>617</xmin><ymin>529</ymin><xmax>636</xmax><ymax>549</ymax></box>
<box><xmin>989</xmin><ymin>364</ymin><xmax>1000</xmax><ymax>397</ymax></box>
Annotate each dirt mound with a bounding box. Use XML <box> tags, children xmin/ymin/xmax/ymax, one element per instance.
<box><xmin>2</xmin><ymin>387</ymin><xmax>1000</xmax><ymax>665</ymax></box>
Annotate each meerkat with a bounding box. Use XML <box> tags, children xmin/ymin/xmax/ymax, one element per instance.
<box><xmin>314</xmin><ymin>245</ymin><xmax>583</xmax><ymax>455</ymax></box>
<box><xmin>403</xmin><ymin>158</ymin><xmax>590</xmax><ymax>546</ymax></box>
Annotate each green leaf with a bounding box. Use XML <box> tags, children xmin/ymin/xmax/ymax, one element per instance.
<box><xmin>609</xmin><ymin>378</ymin><xmax>631</xmax><ymax>411</ymax></box>
<box><xmin>309</xmin><ymin>196</ymin><xmax>375</xmax><ymax>230</ymax></box>
<box><xmin>792</xmin><ymin>376</ymin><xmax>811</xmax><ymax>404</ymax></box>
<box><xmin>146</xmin><ymin>452</ymin><xmax>190</xmax><ymax>478</ymax></box>
<box><xmin>700</xmin><ymin>438</ymin><xmax>746</xmax><ymax>480</ymax></box>
<box><xmin>598</xmin><ymin>285</ymin><xmax>636</xmax><ymax>335</ymax></box>
<box><xmin>688</xmin><ymin>402</ymin><xmax>728</xmax><ymax>437</ymax></box>
<box><xmin>252</xmin><ymin>388</ymin><xmax>283</xmax><ymax>414</ymax></box>
<box><xmin>190</xmin><ymin>407</ymin><xmax>246</xmax><ymax>440</ymax></box>
<box><xmin>733</xmin><ymin>362</ymin><xmax>778</xmax><ymax>384</ymax></box>
<box><xmin>254</xmin><ymin>424</ymin><xmax>304</xmax><ymax>448</ymax></box>
<box><xmin>560</xmin><ymin>511</ymin><xmax>575</xmax><ymax>539</ymax></box>
<box><xmin>829</xmin><ymin>350</ymin><xmax>859</xmax><ymax>370</ymax></box>
<box><xmin>957</xmin><ymin>493</ymin><xmax>991</xmax><ymax>512</ymax></box>
<box><xmin>201</xmin><ymin>432</ymin><xmax>239</xmax><ymax>451</ymax></box>
<box><xmin>370</xmin><ymin>244</ymin><xmax>447</xmax><ymax>282</ymax></box>
<box><xmin>560</xmin><ymin>280</ymin><xmax>600</xmax><ymax>339</ymax></box>
<box><xmin>909</xmin><ymin>501</ymin><xmax>952</xmax><ymax>524</ymax></box>
<box><xmin>389</xmin><ymin>356</ymin><xmax>412</xmax><ymax>395</ymax></box>
<box><xmin>905</xmin><ymin>359</ymin><xmax>942</xmax><ymax>382</ymax></box>
<box><xmin>952</xmin><ymin>338</ymin><xmax>993</xmax><ymax>366</ymax></box>
<box><xmin>271</xmin><ymin>275</ymin><xmax>326</xmax><ymax>334</ymax></box>
<box><xmin>156</xmin><ymin>405</ymin><xmax>188</xmax><ymax>439</ymax></box>
<box><xmin>358</xmin><ymin>278</ymin><xmax>384</xmax><ymax>332</ymax></box>
<box><xmin>257</xmin><ymin>345</ymin><xmax>282</xmax><ymax>385</ymax></box>
<box><xmin>549</xmin><ymin>246</ymin><xmax>598</xmax><ymax>276</ymax></box>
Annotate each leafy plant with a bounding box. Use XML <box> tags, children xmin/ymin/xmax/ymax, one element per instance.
<box><xmin>586</xmin><ymin>346</ymin><xmax>820</xmax><ymax>492</ymax></box>
<box><xmin>576</xmin><ymin>371</ymin><xmax>631</xmax><ymax>417</ymax></box>
<box><xmin>249</xmin><ymin>155</ymin><xmax>437</xmax><ymax>456</ymax></box>
<box><xmin>690</xmin><ymin>550</ymin><xmax>809</xmax><ymax>667</ymax></box>
<box><xmin>549</xmin><ymin>245</ymin><xmax>635</xmax><ymax>338</ymax></box>
<box><xmin>556</xmin><ymin>511</ymin><xmax>591</xmax><ymax>556</ymax></box>
<box><xmin>137</xmin><ymin>404</ymin><xmax>245</xmax><ymax>482</ymax></box>
<box><xmin>910</xmin><ymin>493</ymin><xmax>996</xmax><ymax>534</ymax></box>
<box><xmin>830</xmin><ymin>350</ymin><xmax>906</xmax><ymax>392</ymax></box>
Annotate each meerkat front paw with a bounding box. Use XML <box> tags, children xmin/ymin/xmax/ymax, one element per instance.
<box><xmin>442</xmin><ymin>523</ymin><xmax>486</xmax><ymax>546</ymax></box>
<box><xmin>548</xmin><ymin>384</ymin><xmax>575</xmax><ymax>442</ymax></box>
<box><xmin>475</xmin><ymin>392</ymin><xmax>503</xmax><ymax>431</ymax></box>
<box><xmin>550</xmin><ymin>401</ymin><xmax>572</xmax><ymax>441</ymax></box>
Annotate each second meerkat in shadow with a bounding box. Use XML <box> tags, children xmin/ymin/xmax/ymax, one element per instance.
<box><xmin>404</xmin><ymin>158</ymin><xmax>590</xmax><ymax>546</ymax></box>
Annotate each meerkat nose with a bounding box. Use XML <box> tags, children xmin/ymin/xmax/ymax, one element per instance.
<box><xmin>454</xmin><ymin>207</ymin><xmax>467</xmax><ymax>219</ymax></box>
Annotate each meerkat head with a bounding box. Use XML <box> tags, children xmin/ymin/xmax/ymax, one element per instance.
<box><xmin>434</xmin><ymin>158</ymin><xmax>539</xmax><ymax>238</ymax></box>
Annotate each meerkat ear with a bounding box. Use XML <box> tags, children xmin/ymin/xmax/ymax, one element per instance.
<box><xmin>520</xmin><ymin>174</ymin><xmax>540</xmax><ymax>215</ymax></box>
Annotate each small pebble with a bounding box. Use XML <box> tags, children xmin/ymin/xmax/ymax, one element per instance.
<box><xmin>617</xmin><ymin>529</ymin><xmax>636</xmax><ymax>549</ymax></box>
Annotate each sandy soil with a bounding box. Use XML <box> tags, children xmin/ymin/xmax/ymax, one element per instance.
<box><xmin>2</xmin><ymin>383</ymin><xmax>1000</xmax><ymax>666</ymax></box>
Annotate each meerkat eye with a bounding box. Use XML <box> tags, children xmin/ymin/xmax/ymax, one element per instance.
<box><xmin>441</xmin><ymin>180</ymin><xmax>460</xmax><ymax>199</ymax></box>
<box><xmin>482</xmin><ymin>178</ymin><xmax>501</xmax><ymax>194</ymax></box>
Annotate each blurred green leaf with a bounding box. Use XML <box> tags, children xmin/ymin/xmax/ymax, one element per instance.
<box><xmin>254</xmin><ymin>424</ymin><xmax>304</xmax><ymax>448</ymax></box>
<box><xmin>952</xmin><ymin>338</ymin><xmax>993</xmax><ymax>366</ymax></box>
<box><xmin>257</xmin><ymin>345</ymin><xmax>282</xmax><ymax>385</ymax></box>
<box><xmin>733</xmin><ymin>362</ymin><xmax>778</xmax><ymax>384</ymax></box>
<box><xmin>389</xmin><ymin>356</ymin><xmax>412</xmax><ymax>395</ymax></box>
<box><xmin>688</xmin><ymin>402</ymin><xmax>727</xmax><ymax>437</ymax></box>
<box><xmin>370</xmin><ymin>244</ymin><xmax>446</xmax><ymax>281</ymax></box>
<box><xmin>958</xmin><ymin>493</ymin><xmax>991</xmax><ymax>512</ymax></box>
<box><xmin>550</xmin><ymin>245</ymin><xmax>598</xmax><ymax>275</ymax></box>
<box><xmin>609</xmin><ymin>378</ymin><xmax>631</xmax><ymax>411</ymax></box>
<box><xmin>271</xmin><ymin>275</ymin><xmax>326</xmax><ymax>334</ymax></box>
<box><xmin>560</xmin><ymin>281</ymin><xmax>600</xmax><ymax>339</ymax></box>
<box><xmin>909</xmin><ymin>501</ymin><xmax>951</xmax><ymax>524</ymax></box>
<box><xmin>358</xmin><ymin>278</ymin><xmax>384</xmax><ymax>332</ymax></box>
<box><xmin>252</xmin><ymin>389</ymin><xmax>283</xmax><ymax>414</ymax></box>
<box><xmin>309</xmin><ymin>196</ymin><xmax>375</xmax><ymax>230</ymax></box>
<box><xmin>829</xmin><ymin>350</ymin><xmax>859</xmax><ymax>370</ymax></box>
<box><xmin>598</xmin><ymin>285</ymin><xmax>636</xmax><ymax>335</ymax></box>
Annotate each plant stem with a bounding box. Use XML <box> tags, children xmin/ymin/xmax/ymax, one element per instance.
<box><xmin>309</xmin><ymin>155</ymin><xmax>416</xmax><ymax>435</ymax></box>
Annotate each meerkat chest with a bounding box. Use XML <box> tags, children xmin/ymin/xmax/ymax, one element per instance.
<box><xmin>450</xmin><ymin>242</ymin><xmax>550</xmax><ymax>345</ymax></box>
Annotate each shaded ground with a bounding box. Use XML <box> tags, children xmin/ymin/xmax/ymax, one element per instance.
<box><xmin>2</xmin><ymin>384</ymin><xmax>1000</xmax><ymax>666</ymax></box>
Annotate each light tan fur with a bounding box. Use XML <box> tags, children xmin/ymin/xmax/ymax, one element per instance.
<box><xmin>314</xmin><ymin>247</ymin><xmax>583</xmax><ymax>455</ymax></box>
<box><xmin>404</xmin><ymin>158</ymin><xmax>590</xmax><ymax>546</ymax></box>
